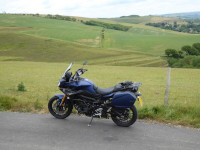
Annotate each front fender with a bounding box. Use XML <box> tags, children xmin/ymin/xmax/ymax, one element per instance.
<box><xmin>54</xmin><ymin>94</ymin><xmax>64</xmax><ymax>100</ymax></box>
<box><xmin>53</xmin><ymin>94</ymin><xmax>71</xmax><ymax>105</ymax></box>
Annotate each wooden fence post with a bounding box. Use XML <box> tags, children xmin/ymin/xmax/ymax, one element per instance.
<box><xmin>165</xmin><ymin>67</ymin><xmax>171</xmax><ymax>105</ymax></box>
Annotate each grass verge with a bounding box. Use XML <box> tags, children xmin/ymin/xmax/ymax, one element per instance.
<box><xmin>138</xmin><ymin>104</ymin><xmax>200</xmax><ymax>128</ymax></box>
<box><xmin>1</xmin><ymin>94</ymin><xmax>199</xmax><ymax>128</ymax></box>
<box><xmin>0</xmin><ymin>95</ymin><xmax>43</xmax><ymax>113</ymax></box>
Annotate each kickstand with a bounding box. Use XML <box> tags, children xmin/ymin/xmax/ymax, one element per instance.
<box><xmin>88</xmin><ymin>116</ymin><xmax>94</xmax><ymax>127</ymax></box>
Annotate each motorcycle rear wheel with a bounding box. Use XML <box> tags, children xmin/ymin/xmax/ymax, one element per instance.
<box><xmin>48</xmin><ymin>96</ymin><xmax>73</xmax><ymax>119</ymax></box>
<box><xmin>111</xmin><ymin>105</ymin><xmax>137</xmax><ymax>127</ymax></box>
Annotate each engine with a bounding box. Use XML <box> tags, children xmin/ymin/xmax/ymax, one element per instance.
<box><xmin>74</xmin><ymin>100</ymin><xmax>92</xmax><ymax>115</ymax></box>
<box><xmin>73</xmin><ymin>93</ymin><xmax>99</xmax><ymax>116</ymax></box>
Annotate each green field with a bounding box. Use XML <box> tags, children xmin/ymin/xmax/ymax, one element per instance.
<box><xmin>0</xmin><ymin>60</ymin><xmax>200</xmax><ymax>127</ymax></box>
<box><xmin>0</xmin><ymin>14</ymin><xmax>200</xmax><ymax>127</ymax></box>
<box><xmin>1</xmin><ymin>14</ymin><xmax>200</xmax><ymax>58</ymax></box>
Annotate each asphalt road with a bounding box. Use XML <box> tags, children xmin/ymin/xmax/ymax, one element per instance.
<box><xmin>0</xmin><ymin>112</ymin><xmax>199</xmax><ymax>150</ymax></box>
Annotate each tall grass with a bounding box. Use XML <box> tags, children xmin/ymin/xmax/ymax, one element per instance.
<box><xmin>0</xmin><ymin>95</ymin><xmax>31</xmax><ymax>112</ymax></box>
<box><xmin>0</xmin><ymin>95</ymin><xmax>18</xmax><ymax>111</ymax></box>
<box><xmin>138</xmin><ymin>105</ymin><xmax>200</xmax><ymax>128</ymax></box>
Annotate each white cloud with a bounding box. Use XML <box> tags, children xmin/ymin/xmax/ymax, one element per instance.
<box><xmin>0</xmin><ymin>0</ymin><xmax>200</xmax><ymax>18</ymax></box>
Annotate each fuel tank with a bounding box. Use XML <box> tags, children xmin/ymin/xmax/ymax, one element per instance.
<box><xmin>59</xmin><ymin>78</ymin><xmax>96</xmax><ymax>94</ymax></box>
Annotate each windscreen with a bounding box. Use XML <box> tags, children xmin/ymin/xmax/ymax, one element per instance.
<box><xmin>62</xmin><ymin>62</ymin><xmax>74</xmax><ymax>78</ymax></box>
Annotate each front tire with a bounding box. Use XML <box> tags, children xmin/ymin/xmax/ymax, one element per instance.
<box><xmin>111</xmin><ymin>105</ymin><xmax>137</xmax><ymax>127</ymax></box>
<box><xmin>48</xmin><ymin>96</ymin><xmax>73</xmax><ymax>119</ymax></box>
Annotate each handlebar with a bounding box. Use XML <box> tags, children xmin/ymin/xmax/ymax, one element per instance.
<box><xmin>72</xmin><ymin>68</ymin><xmax>88</xmax><ymax>80</ymax></box>
<box><xmin>77</xmin><ymin>68</ymin><xmax>87</xmax><ymax>75</ymax></box>
<box><xmin>82</xmin><ymin>69</ymin><xmax>88</xmax><ymax>73</ymax></box>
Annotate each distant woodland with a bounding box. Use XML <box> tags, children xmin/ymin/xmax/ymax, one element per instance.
<box><xmin>146</xmin><ymin>22</ymin><xmax>200</xmax><ymax>34</ymax></box>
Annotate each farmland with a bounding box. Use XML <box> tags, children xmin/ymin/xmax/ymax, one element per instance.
<box><xmin>0</xmin><ymin>14</ymin><xmax>200</xmax><ymax>127</ymax></box>
<box><xmin>106</xmin><ymin>15</ymin><xmax>184</xmax><ymax>25</ymax></box>
<box><xmin>0</xmin><ymin>60</ymin><xmax>200</xmax><ymax>127</ymax></box>
<box><xmin>1</xmin><ymin>14</ymin><xmax>200</xmax><ymax>57</ymax></box>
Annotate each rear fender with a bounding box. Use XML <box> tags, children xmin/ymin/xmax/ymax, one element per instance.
<box><xmin>102</xmin><ymin>93</ymin><xmax>114</xmax><ymax>99</ymax></box>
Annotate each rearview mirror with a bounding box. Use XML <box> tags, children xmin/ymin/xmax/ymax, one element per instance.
<box><xmin>83</xmin><ymin>61</ymin><xmax>87</xmax><ymax>65</ymax></box>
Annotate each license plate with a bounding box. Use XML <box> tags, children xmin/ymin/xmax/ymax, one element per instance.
<box><xmin>138</xmin><ymin>96</ymin><xmax>143</xmax><ymax>106</ymax></box>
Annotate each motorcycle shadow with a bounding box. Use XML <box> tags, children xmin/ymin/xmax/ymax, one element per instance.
<box><xmin>45</xmin><ymin>114</ymin><xmax>139</xmax><ymax>143</ymax></box>
<box><xmin>48</xmin><ymin>114</ymin><xmax>136</xmax><ymax>130</ymax></box>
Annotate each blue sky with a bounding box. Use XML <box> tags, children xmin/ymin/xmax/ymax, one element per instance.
<box><xmin>0</xmin><ymin>0</ymin><xmax>200</xmax><ymax>18</ymax></box>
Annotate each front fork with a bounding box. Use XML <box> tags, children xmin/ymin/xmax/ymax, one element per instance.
<box><xmin>59</xmin><ymin>95</ymin><xmax>67</xmax><ymax>107</ymax></box>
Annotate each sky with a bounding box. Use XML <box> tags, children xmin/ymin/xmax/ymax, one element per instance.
<box><xmin>0</xmin><ymin>0</ymin><xmax>200</xmax><ymax>18</ymax></box>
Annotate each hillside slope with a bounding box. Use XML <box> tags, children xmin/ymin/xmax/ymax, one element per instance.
<box><xmin>0</xmin><ymin>26</ymin><xmax>165</xmax><ymax>67</ymax></box>
<box><xmin>161</xmin><ymin>11</ymin><xmax>200</xmax><ymax>19</ymax></box>
<box><xmin>1</xmin><ymin>14</ymin><xmax>200</xmax><ymax>66</ymax></box>
<box><xmin>105</xmin><ymin>15</ymin><xmax>184</xmax><ymax>25</ymax></box>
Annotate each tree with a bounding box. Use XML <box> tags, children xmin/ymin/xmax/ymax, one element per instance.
<box><xmin>174</xmin><ymin>22</ymin><xmax>178</xmax><ymax>28</ymax></box>
<box><xmin>182</xmin><ymin>45</ymin><xmax>199</xmax><ymax>55</ymax></box>
<box><xmin>190</xmin><ymin>47</ymin><xmax>199</xmax><ymax>55</ymax></box>
<box><xmin>100</xmin><ymin>28</ymin><xmax>105</xmax><ymax>48</ymax></box>
<box><xmin>192</xmin><ymin>43</ymin><xmax>200</xmax><ymax>53</ymax></box>
<box><xmin>178</xmin><ymin>50</ymin><xmax>185</xmax><ymax>58</ymax></box>
<box><xmin>181</xmin><ymin>45</ymin><xmax>192</xmax><ymax>55</ymax></box>
<box><xmin>165</xmin><ymin>49</ymin><xmax>179</xmax><ymax>58</ymax></box>
<box><xmin>165</xmin><ymin>49</ymin><xmax>172</xmax><ymax>57</ymax></box>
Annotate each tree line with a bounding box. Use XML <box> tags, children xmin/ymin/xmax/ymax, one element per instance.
<box><xmin>34</xmin><ymin>14</ymin><xmax>132</xmax><ymax>32</ymax></box>
<box><xmin>45</xmin><ymin>14</ymin><xmax>77</xmax><ymax>22</ymax></box>
<box><xmin>165</xmin><ymin>43</ymin><xmax>200</xmax><ymax>68</ymax></box>
<box><xmin>146</xmin><ymin>22</ymin><xmax>200</xmax><ymax>34</ymax></box>
<box><xmin>3</xmin><ymin>13</ymin><xmax>131</xmax><ymax>32</ymax></box>
<box><xmin>82</xmin><ymin>20</ymin><xmax>131</xmax><ymax>31</ymax></box>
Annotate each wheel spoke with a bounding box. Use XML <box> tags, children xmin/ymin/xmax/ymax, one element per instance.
<box><xmin>48</xmin><ymin>96</ymin><xmax>72</xmax><ymax>119</ymax></box>
<box><xmin>112</xmin><ymin>107</ymin><xmax>136</xmax><ymax>124</ymax></box>
<box><xmin>52</xmin><ymin>99</ymin><xmax>68</xmax><ymax>115</ymax></box>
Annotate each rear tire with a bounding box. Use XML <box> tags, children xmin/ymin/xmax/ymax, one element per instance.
<box><xmin>111</xmin><ymin>105</ymin><xmax>137</xmax><ymax>127</ymax></box>
<box><xmin>48</xmin><ymin>96</ymin><xmax>73</xmax><ymax>119</ymax></box>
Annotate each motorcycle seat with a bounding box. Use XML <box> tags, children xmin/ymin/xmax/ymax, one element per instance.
<box><xmin>93</xmin><ymin>84</ymin><xmax>123</xmax><ymax>95</ymax></box>
<box><xmin>94</xmin><ymin>87</ymin><xmax>115</xmax><ymax>95</ymax></box>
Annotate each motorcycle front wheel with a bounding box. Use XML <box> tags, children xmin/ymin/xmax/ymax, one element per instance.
<box><xmin>48</xmin><ymin>96</ymin><xmax>73</xmax><ymax>119</ymax></box>
<box><xmin>111</xmin><ymin>105</ymin><xmax>137</xmax><ymax>127</ymax></box>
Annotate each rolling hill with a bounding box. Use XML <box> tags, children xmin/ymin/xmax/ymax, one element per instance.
<box><xmin>105</xmin><ymin>15</ymin><xmax>185</xmax><ymax>25</ymax></box>
<box><xmin>1</xmin><ymin>14</ymin><xmax>200</xmax><ymax>67</ymax></box>
<box><xmin>161</xmin><ymin>11</ymin><xmax>200</xmax><ymax>19</ymax></box>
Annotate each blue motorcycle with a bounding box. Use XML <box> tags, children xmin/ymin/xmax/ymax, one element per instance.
<box><xmin>48</xmin><ymin>61</ymin><xmax>142</xmax><ymax>127</ymax></box>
